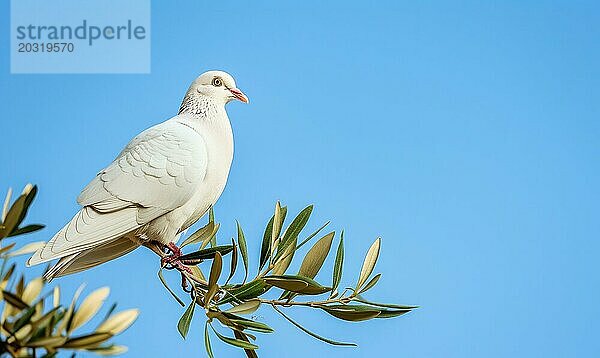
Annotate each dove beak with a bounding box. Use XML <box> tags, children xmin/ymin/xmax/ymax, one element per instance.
<box><xmin>229</xmin><ymin>88</ymin><xmax>249</xmax><ymax>103</ymax></box>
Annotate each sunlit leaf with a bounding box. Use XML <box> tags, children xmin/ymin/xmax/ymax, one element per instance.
<box><xmin>225</xmin><ymin>299</ymin><xmax>261</xmax><ymax>315</ymax></box>
<box><xmin>69</xmin><ymin>287</ymin><xmax>110</xmax><ymax>332</ymax></box>
<box><xmin>298</xmin><ymin>231</ymin><xmax>334</xmax><ymax>279</ymax></box>
<box><xmin>97</xmin><ymin>309</ymin><xmax>139</xmax><ymax>335</ymax></box>
<box><xmin>356</xmin><ymin>238</ymin><xmax>381</xmax><ymax>290</ymax></box>
<box><xmin>180</xmin><ymin>221</ymin><xmax>217</xmax><ymax>248</ymax></box>
<box><xmin>271</xmin><ymin>236</ymin><xmax>296</xmax><ymax>276</ymax></box>
<box><xmin>6</xmin><ymin>241</ymin><xmax>45</xmax><ymax>257</ymax></box>
<box><xmin>22</xmin><ymin>277</ymin><xmax>44</xmax><ymax>304</ymax></box>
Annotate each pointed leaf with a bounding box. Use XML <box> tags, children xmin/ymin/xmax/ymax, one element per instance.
<box><xmin>332</xmin><ymin>232</ymin><xmax>344</xmax><ymax>294</ymax></box>
<box><xmin>358</xmin><ymin>273</ymin><xmax>381</xmax><ymax>294</ymax></box>
<box><xmin>6</xmin><ymin>241</ymin><xmax>46</xmax><ymax>257</ymax></box>
<box><xmin>225</xmin><ymin>238</ymin><xmax>238</xmax><ymax>285</ymax></box>
<box><xmin>356</xmin><ymin>238</ymin><xmax>381</xmax><ymax>290</ymax></box>
<box><xmin>264</xmin><ymin>275</ymin><xmax>330</xmax><ymax>295</ymax></box>
<box><xmin>205</xmin><ymin>252</ymin><xmax>223</xmax><ymax>306</ymax></box>
<box><xmin>210</xmin><ymin>323</ymin><xmax>259</xmax><ymax>350</ymax></box>
<box><xmin>233</xmin><ymin>330</ymin><xmax>259</xmax><ymax>358</ymax></box>
<box><xmin>62</xmin><ymin>333</ymin><xmax>112</xmax><ymax>348</ymax></box>
<box><xmin>180</xmin><ymin>221</ymin><xmax>216</xmax><ymax>248</ymax></box>
<box><xmin>179</xmin><ymin>245</ymin><xmax>233</xmax><ymax>262</ymax></box>
<box><xmin>277</xmin><ymin>205</ymin><xmax>313</xmax><ymax>260</ymax></box>
<box><xmin>319</xmin><ymin>304</ymin><xmax>381</xmax><ymax>321</ymax></box>
<box><xmin>236</xmin><ymin>221</ymin><xmax>249</xmax><ymax>283</ymax></box>
<box><xmin>69</xmin><ymin>287</ymin><xmax>110</xmax><ymax>332</ymax></box>
<box><xmin>204</xmin><ymin>321</ymin><xmax>214</xmax><ymax>358</ymax></box>
<box><xmin>177</xmin><ymin>300</ymin><xmax>195</xmax><ymax>339</ymax></box>
<box><xmin>259</xmin><ymin>214</ymin><xmax>274</xmax><ymax>272</ymax></box>
<box><xmin>97</xmin><ymin>309</ymin><xmax>139</xmax><ymax>335</ymax></box>
<box><xmin>225</xmin><ymin>299</ymin><xmax>261</xmax><ymax>315</ymax></box>
<box><xmin>298</xmin><ymin>231</ymin><xmax>334</xmax><ymax>279</ymax></box>
<box><xmin>272</xmin><ymin>305</ymin><xmax>356</xmax><ymax>346</ymax></box>
<box><xmin>158</xmin><ymin>269</ymin><xmax>185</xmax><ymax>307</ymax></box>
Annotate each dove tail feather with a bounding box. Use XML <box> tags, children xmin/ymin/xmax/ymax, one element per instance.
<box><xmin>43</xmin><ymin>236</ymin><xmax>140</xmax><ymax>281</ymax></box>
<box><xmin>28</xmin><ymin>206</ymin><xmax>141</xmax><ymax>267</ymax></box>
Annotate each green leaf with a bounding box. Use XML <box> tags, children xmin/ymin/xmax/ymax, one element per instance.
<box><xmin>264</xmin><ymin>275</ymin><xmax>330</xmax><ymax>295</ymax></box>
<box><xmin>179</xmin><ymin>245</ymin><xmax>233</xmax><ymax>263</ymax></box>
<box><xmin>356</xmin><ymin>238</ymin><xmax>381</xmax><ymax>290</ymax></box>
<box><xmin>272</xmin><ymin>201</ymin><xmax>284</xmax><ymax>244</ymax></box>
<box><xmin>209</xmin><ymin>207</ymin><xmax>217</xmax><ymax>247</ymax></box>
<box><xmin>225</xmin><ymin>238</ymin><xmax>238</xmax><ymax>286</ymax></box>
<box><xmin>7</xmin><ymin>224</ymin><xmax>45</xmax><ymax>237</ymax></box>
<box><xmin>271</xmin><ymin>305</ymin><xmax>356</xmax><ymax>346</ymax></box>
<box><xmin>180</xmin><ymin>221</ymin><xmax>217</xmax><ymax>248</ymax></box>
<box><xmin>210</xmin><ymin>323</ymin><xmax>259</xmax><ymax>350</ymax></box>
<box><xmin>319</xmin><ymin>304</ymin><xmax>381</xmax><ymax>321</ymax></box>
<box><xmin>178</xmin><ymin>300</ymin><xmax>196</xmax><ymax>339</ymax></box>
<box><xmin>354</xmin><ymin>295</ymin><xmax>419</xmax><ymax>310</ymax></box>
<box><xmin>2</xmin><ymin>290</ymin><xmax>29</xmax><ymax>310</ymax></box>
<box><xmin>222</xmin><ymin>313</ymin><xmax>274</xmax><ymax>333</ymax></box>
<box><xmin>271</xmin><ymin>236</ymin><xmax>296</xmax><ymax>275</ymax></box>
<box><xmin>233</xmin><ymin>330</ymin><xmax>259</xmax><ymax>358</ymax></box>
<box><xmin>219</xmin><ymin>280</ymin><xmax>268</xmax><ymax>304</ymax></box>
<box><xmin>331</xmin><ymin>231</ymin><xmax>344</xmax><ymax>294</ymax></box>
<box><xmin>298</xmin><ymin>231</ymin><xmax>335</xmax><ymax>279</ymax></box>
<box><xmin>205</xmin><ymin>252</ymin><xmax>223</xmax><ymax>306</ymax></box>
<box><xmin>204</xmin><ymin>321</ymin><xmax>214</xmax><ymax>358</ymax></box>
<box><xmin>62</xmin><ymin>333</ymin><xmax>113</xmax><ymax>349</ymax></box>
<box><xmin>276</xmin><ymin>205</ymin><xmax>313</xmax><ymax>260</ymax></box>
<box><xmin>259</xmin><ymin>214</ymin><xmax>274</xmax><ymax>272</ymax></box>
<box><xmin>358</xmin><ymin>273</ymin><xmax>381</xmax><ymax>294</ymax></box>
<box><xmin>236</xmin><ymin>221</ymin><xmax>249</xmax><ymax>283</ymax></box>
<box><xmin>157</xmin><ymin>269</ymin><xmax>185</xmax><ymax>307</ymax></box>
<box><xmin>225</xmin><ymin>299</ymin><xmax>261</xmax><ymax>315</ymax></box>
<box><xmin>0</xmin><ymin>195</ymin><xmax>27</xmax><ymax>238</ymax></box>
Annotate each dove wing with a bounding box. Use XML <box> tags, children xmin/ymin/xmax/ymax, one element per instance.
<box><xmin>28</xmin><ymin>118</ymin><xmax>207</xmax><ymax>265</ymax></box>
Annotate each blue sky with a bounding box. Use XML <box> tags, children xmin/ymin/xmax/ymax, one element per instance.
<box><xmin>1</xmin><ymin>1</ymin><xmax>599</xmax><ymax>357</ymax></box>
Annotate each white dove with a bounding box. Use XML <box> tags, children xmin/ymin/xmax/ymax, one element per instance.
<box><xmin>27</xmin><ymin>70</ymin><xmax>248</xmax><ymax>281</ymax></box>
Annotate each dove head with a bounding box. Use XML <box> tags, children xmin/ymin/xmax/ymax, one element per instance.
<box><xmin>179</xmin><ymin>70</ymin><xmax>248</xmax><ymax>116</ymax></box>
<box><xmin>190</xmin><ymin>70</ymin><xmax>248</xmax><ymax>103</ymax></box>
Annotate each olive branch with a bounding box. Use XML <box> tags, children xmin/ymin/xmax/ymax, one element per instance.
<box><xmin>0</xmin><ymin>185</ymin><xmax>138</xmax><ymax>357</ymax></box>
<box><xmin>156</xmin><ymin>202</ymin><xmax>417</xmax><ymax>357</ymax></box>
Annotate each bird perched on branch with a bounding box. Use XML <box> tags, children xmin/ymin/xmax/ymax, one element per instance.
<box><xmin>27</xmin><ymin>70</ymin><xmax>249</xmax><ymax>281</ymax></box>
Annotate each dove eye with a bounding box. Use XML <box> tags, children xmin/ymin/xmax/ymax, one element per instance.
<box><xmin>212</xmin><ymin>77</ymin><xmax>223</xmax><ymax>87</ymax></box>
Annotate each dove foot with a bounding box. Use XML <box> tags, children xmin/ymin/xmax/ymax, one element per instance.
<box><xmin>160</xmin><ymin>242</ymin><xmax>194</xmax><ymax>292</ymax></box>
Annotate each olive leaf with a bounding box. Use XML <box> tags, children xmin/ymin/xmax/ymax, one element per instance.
<box><xmin>236</xmin><ymin>220</ymin><xmax>249</xmax><ymax>283</ymax></box>
<box><xmin>298</xmin><ymin>231</ymin><xmax>335</xmax><ymax>279</ymax></box>
<box><xmin>331</xmin><ymin>231</ymin><xmax>344</xmax><ymax>295</ymax></box>
<box><xmin>356</xmin><ymin>238</ymin><xmax>381</xmax><ymax>291</ymax></box>
<box><xmin>178</xmin><ymin>299</ymin><xmax>196</xmax><ymax>339</ymax></box>
<box><xmin>205</xmin><ymin>252</ymin><xmax>223</xmax><ymax>306</ymax></box>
